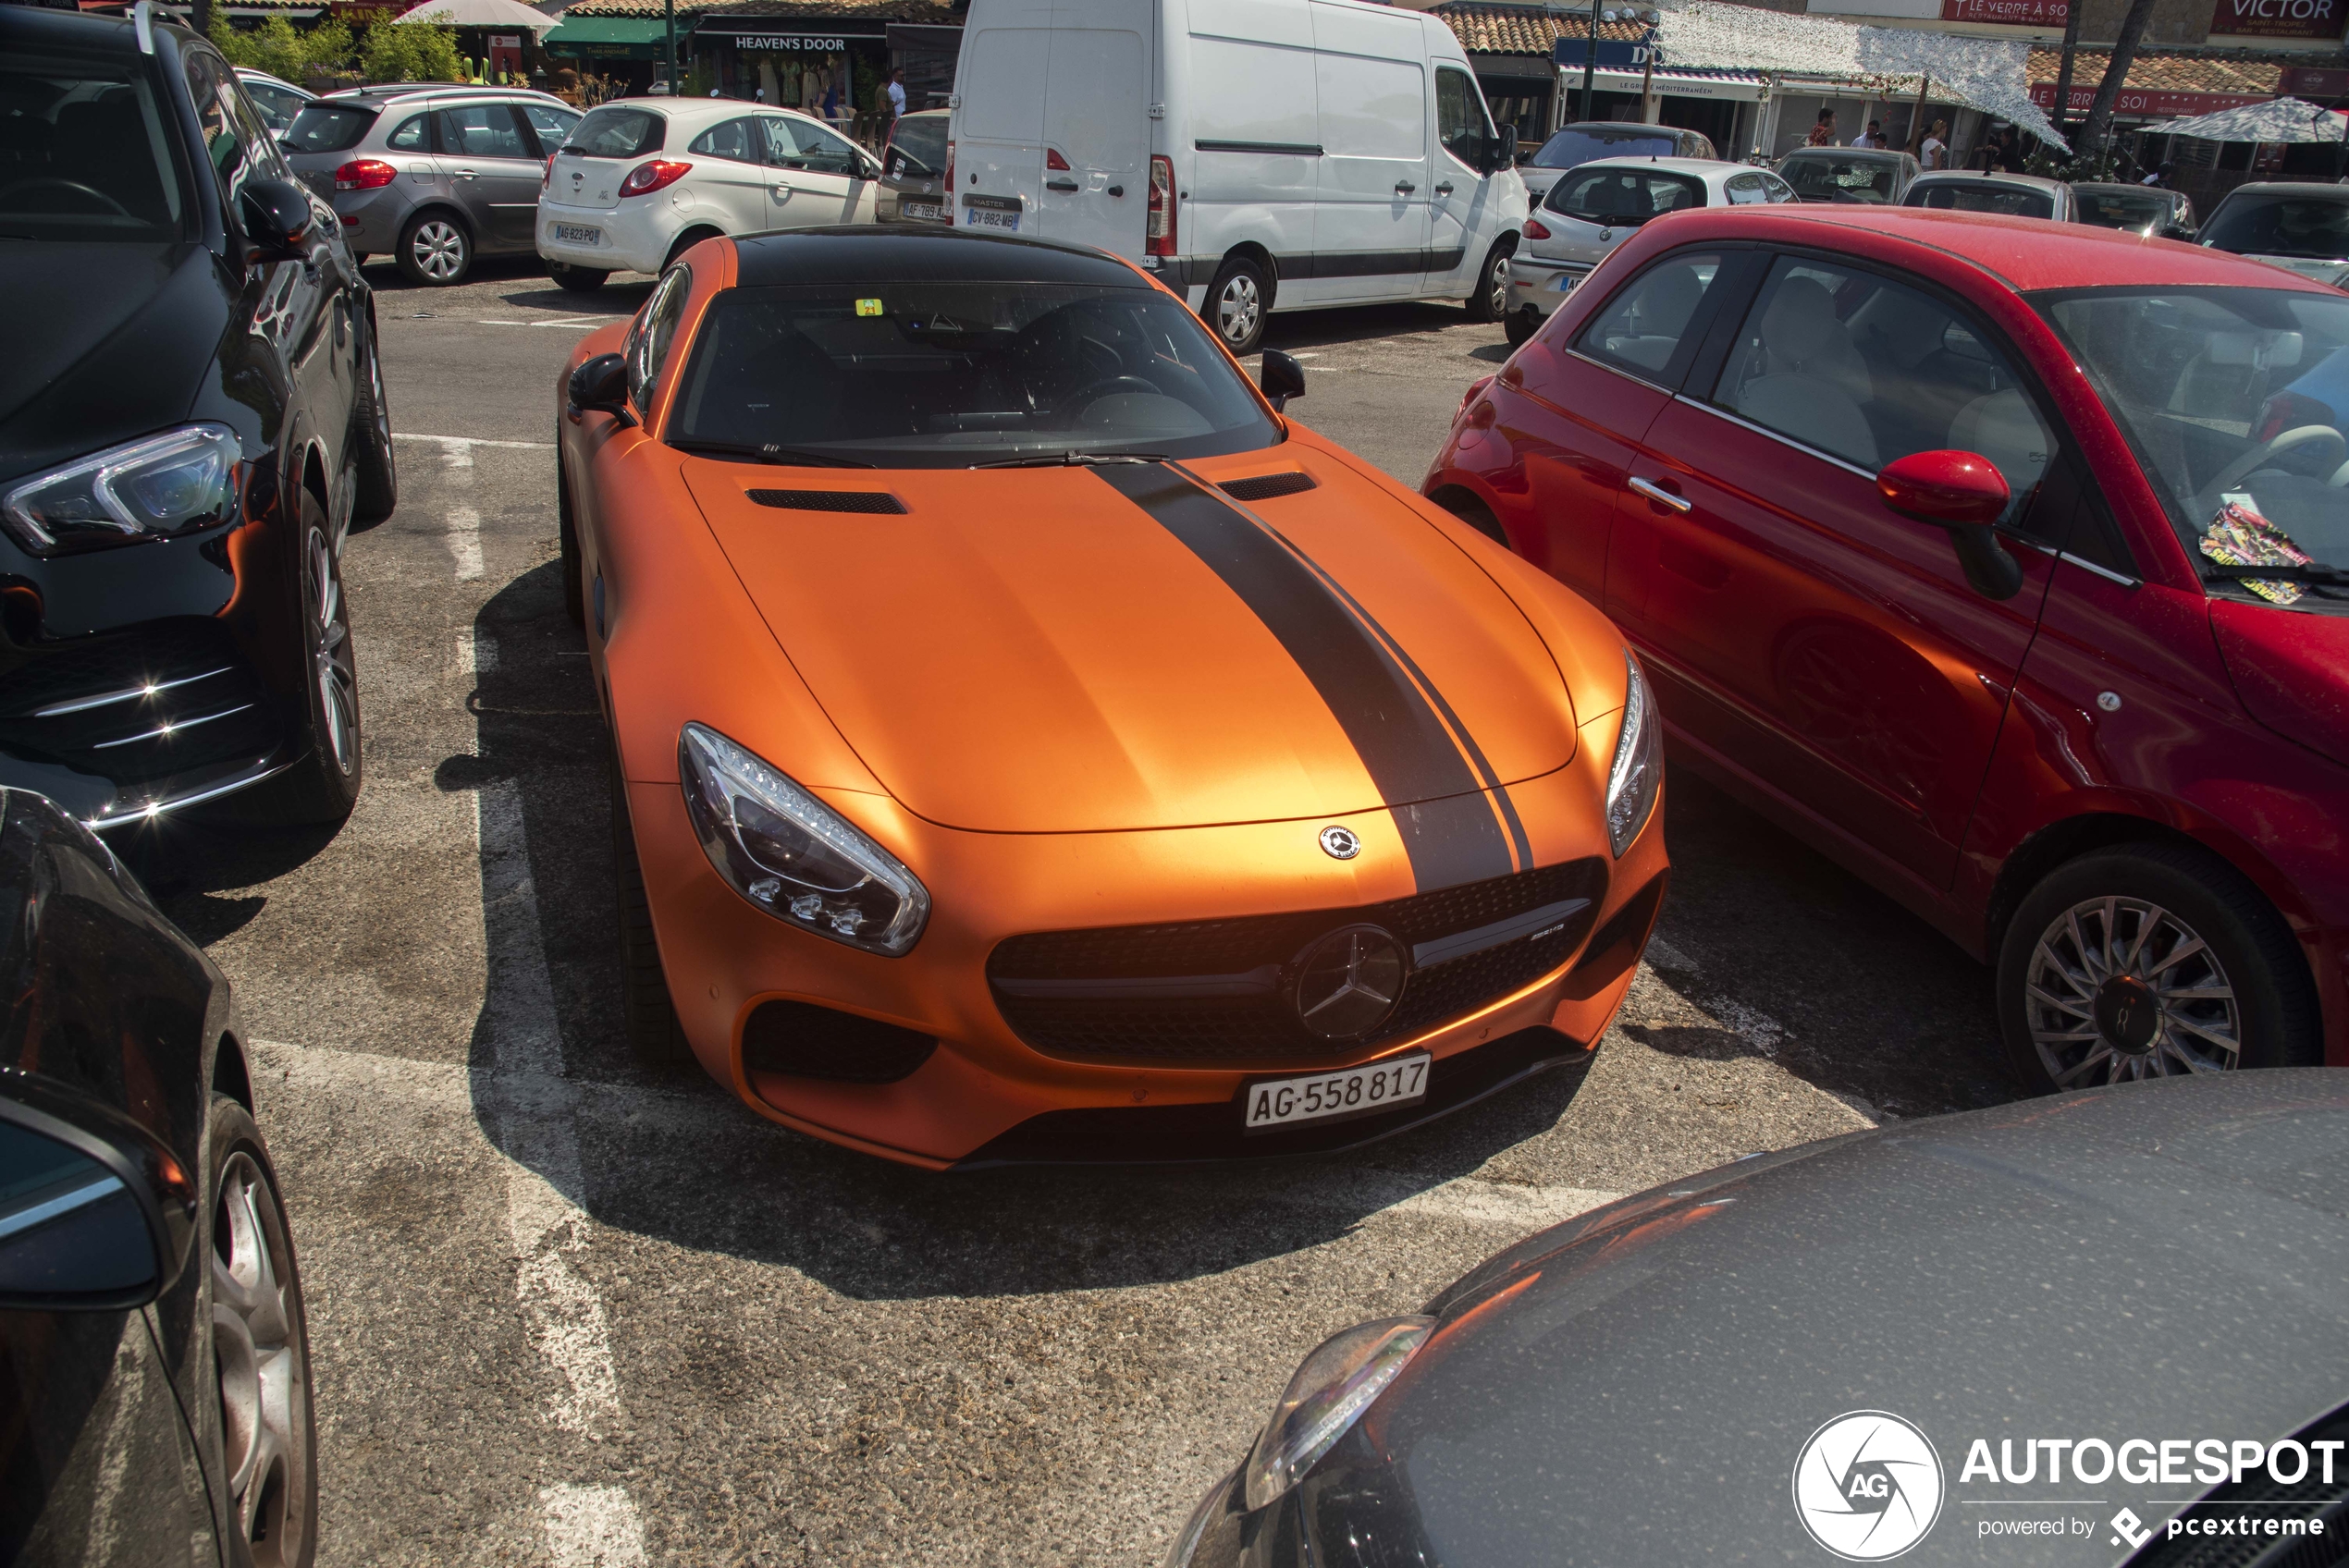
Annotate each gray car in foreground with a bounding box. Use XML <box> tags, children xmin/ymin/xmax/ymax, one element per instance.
<box><xmin>1172</xmin><ymin>1070</ymin><xmax>2349</xmax><ymax>1567</ymax></box>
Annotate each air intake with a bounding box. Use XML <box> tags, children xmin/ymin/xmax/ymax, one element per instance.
<box><xmin>746</xmin><ymin>490</ymin><xmax>907</xmax><ymax>514</ymax></box>
<box><xmin>739</xmin><ymin>999</ymin><xmax>937</xmax><ymax>1083</ymax></box>
<box><xmin>1218</xmin><ymin>471</ymin><xmax>1317</xmax><ymax>502</ymax></box>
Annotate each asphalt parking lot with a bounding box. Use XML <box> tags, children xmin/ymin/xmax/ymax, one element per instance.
<box><xmin>144</xmin><ymin>254</ymin><xmax>2022</xmax><ymax>1567</ymax></box>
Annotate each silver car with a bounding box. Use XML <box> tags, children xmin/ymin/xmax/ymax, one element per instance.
<box><xmin>1899</xmin><ymin>169</ymin><xmax>2078</xmax><ymax>223</ymax></box>
<box><xmin>234</xmin><ymin>67</ymin><xmax>312</xmax><ymax>133</ymax></box>
<box><xmin>279</xmin><ymin>85</ymin><xmax>580</xmax><ymax>285</ymax></box>
<box><xmin>1504</xmin><ymin>156</ymin><xmax>1792</xmax><ymax>344</ymax></box>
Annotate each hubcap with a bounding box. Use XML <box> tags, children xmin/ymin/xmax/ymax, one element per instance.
<box><xmin>1218</xmin><ymin>275</ymin><xmax>1261</xmax><ymax>344</ymax></box>
<box><xmin>213</xmin><ymin>1152</ymin><xmax>310</xmax><ymax>1567</ymax></box>
<box><xmin>412</xmin><ymin>220</ymin><xmax>465</xmax><ymax>281</ymax></box>
<box><xmin>1487</xmin><ymin>256</ymin><xmax>1509</xmax><ymax>315</ymax></box>
<box><xmin>306</xmin><ymin>528</ymin><xmax>359</xmax><ymax>776</ymax></box>
<box><xmin>2023</xmin><ymin>895</ymin><xmax>2240</xmax><ymax>1084</ymax></box>
<box><xmin>370</xmin><ymin>346</ymin><xmax>390</xmax><ymax>445</ymax></box>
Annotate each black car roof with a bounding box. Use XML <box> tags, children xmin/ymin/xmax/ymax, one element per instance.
<box><xmin>1</xmin><ymin>2</ymin><xmax>144</xmax><ymax>52</ymax></box>
<box><xmin>729</xmin><ymin>228</ymin><xmax>1147</xmax><ymax>289</ymax></box>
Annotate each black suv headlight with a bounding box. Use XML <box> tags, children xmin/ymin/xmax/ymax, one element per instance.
<box><xmin>0</xmin><ymin>424</ymin><xmax>242</xmax><ymax>555</ymax></box>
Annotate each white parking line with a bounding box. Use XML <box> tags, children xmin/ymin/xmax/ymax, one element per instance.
<box><xmin>446</xmin><ymin>505</ymin><xmax>485</xmax><ymax>582</ymax></box>
<box><xmin>541</xmin><ymin>1483</ymin><xmax>648</xmax><ymax>1567</ymax></box>
<box><xmin>473</xmin><ymin>317</ymin><xmax>611</xmax><ymax>329</ymax></box>
<box><xmin>393</xmin><ymin>434</ymin><xmax>558</xmax><ymax>450</ymax></box>
<box><xmin>457</xmin><ymin>627</ymin><xmax>498</xmax><ymax>675</ymax></box>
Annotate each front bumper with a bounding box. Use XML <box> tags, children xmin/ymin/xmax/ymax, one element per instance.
<box><xmin>1505</xmin><ymin>257</ymin><xmax>1592</xmax><ymax>321</ymax></box>
<box><xmin>630</xmin><ymin>746</ymin><xmax>1668</xmax><ymax>1168</ymax></box>
<box><xmin>536</xmin><ymin>197</ymin><xmax>667</xmax><ymax>276</ymax></box>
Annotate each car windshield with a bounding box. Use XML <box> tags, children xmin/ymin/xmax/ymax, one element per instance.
<box><xmin>563</xmin><ymin>104</ymin><xmax>663</xmax><ymax>158</ymax></box>
<box><xmin>1910</xmin><ymin>180</ymin><xmax>2052</xmax><ymax>218</ymax></box>
<box><xmin>1544</xmin><ymin>166</ymin><xmax>1703</xmax><ymax>225</ymax></box>
<box><xmin>1530</xmin><ymin>127</ymin><xmax>1675</xmax><ymax>170</ymax></box>
<box><xmin>2202</xmin><ymin>192</ymin><xmax>2349</xmax><ymax>260</ymax></box>
<box><xmin>1777</xmin><ymin>153</ymin><xmax>1899</xmax><ymax>203</ymax></box>
<box><xmin>2039</xmin><ymin>286</ymin><xmax>2349</xmax><ymax>608</ymax></box>
<box><xmin>2077</xmin><ymin>188</ymin><xmax>2172</xmax><ymax>233</ymax></box>
<box><xmin>283</xmin><ymin>101</ymin><xmax>375</xmax><ymax>154</ymax></box>
<box><xmin>668</xmin><ymin>281</ymin><xmax>1282</xmax><ymax>467</ymax></box>
<box><xmin>0</xmin><ymin>48</ymin><xmax>190</xmax><ymax>242</ymax></box>
<box><xmin>888</xmin><ymin>115</ymin><xmax>946</xmax><ymax>177</ymax></box>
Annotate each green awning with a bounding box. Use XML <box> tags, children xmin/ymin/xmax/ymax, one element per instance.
<box><xmin>542</xmin><ymin>15</ymin><xmax>670</xmax><ymax>56</ymax></box>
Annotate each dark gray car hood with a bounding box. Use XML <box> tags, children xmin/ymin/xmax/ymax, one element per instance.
<box><xmin>1379</xmin><ymin>1071</ymin><xmax>2349</xmax><ymax>1566</ymax></box>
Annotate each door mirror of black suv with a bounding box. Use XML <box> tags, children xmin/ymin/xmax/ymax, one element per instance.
<box><xmin>0</xmin><ymin>1097</ymin><xmax>195</xmax><ymax>1312</ymax></box>
<box><xmin>239</xmin><ymin>178</ymin><xmax>314</xmax><ymax>258</ymax></box>
<box><xmin>567</xmin><ymin>351</ymin><xmax>633</xmax><ymax>424</ymax></box>
<box><xmin>1260</xmin><ymin>349</ymin><xmax>1307</xmax><ymax>412</ymax></box>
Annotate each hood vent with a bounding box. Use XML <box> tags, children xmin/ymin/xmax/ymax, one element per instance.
<box><xmin>1218</xmin><ymin>471</ymin><xmax>1316</xmax><ymax>502</ymax></box>
<box><xmin>747</xmin><ymin>489</ymin><xmax>907</xmax><ymax>515</ymax></box>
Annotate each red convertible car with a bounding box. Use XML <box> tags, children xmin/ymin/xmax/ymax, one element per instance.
<box><xmin>1427</xmin><ymin>205</ymin><xmax>2349</xmax><ymax>1091</ymax></box>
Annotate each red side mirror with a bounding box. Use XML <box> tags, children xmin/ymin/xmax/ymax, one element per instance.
<box><xmin>1876</xmin><ymin>449</ymin><xmax>2010</xmax><ymax>529</ymax></box>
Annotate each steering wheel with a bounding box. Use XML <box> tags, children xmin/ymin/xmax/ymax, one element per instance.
<box><xmin>0</xmin><ymin>178</ymin><xmax>134</xmax><ymax>218</ymax></box>
<box><xmin>2199</xmin><ymin>423</ymin><xmax>2346</xmax><ymax>509</ymax></box>
<box><xmin>1059</xmin><ymin>374</ymin><xmax>1159</xmax><ymax>413</ymax></box>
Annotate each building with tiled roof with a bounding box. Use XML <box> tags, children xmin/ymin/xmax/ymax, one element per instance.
<box><xmin>2026</xmin><ymin>43</ymin><xmax>2298</xmax><ymax>119</ymax></box>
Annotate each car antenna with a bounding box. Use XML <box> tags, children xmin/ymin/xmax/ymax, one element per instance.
<box><xmin>134</xmin><ymin>0</ymin><xmax>157</xmax><ymax>54</ymax></box>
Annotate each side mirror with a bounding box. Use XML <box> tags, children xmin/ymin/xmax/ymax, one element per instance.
<box><xmin>567</xmin><ymin>351</ymin><xmax>633</xmax><ymax>424</ymax></box>
<box><xmin>1491</xmin><ymin>124</ymin><xmax>1519</xmax><ymax>174</ymax></box>
<box><xmin>1260</xmin><ymin>349</ymin><xmax>1306</xmax><ymax>412</ymax></box>
<box><xmin>1877</xmin><ymin>449</ymin><xmax>2023</xmax><ymax>599</ymax></box>
<box><xmin>0</xmin><ymin>1096</ymin><xmax>195</xmax><ymax>1311</ymax></box>
<box><xmin>239</xmin><ymin>177</ymin><xmax>314</xmax><ymax>257</ymax></box>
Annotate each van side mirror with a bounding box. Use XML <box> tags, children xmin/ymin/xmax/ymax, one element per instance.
<box><xmin>567</xmin><ymin>351</ymin><xmax>633</xmax><ymax>425</ymax></box>
<box><xmin>1260</xmin><ymin>349</ymin><xmax>1306</xmax><ymax>411</ymax></box>
<box><xmin>1489</xmin><ymin>124</ymin><xmax>1519</xmax><ymax>174</ymax></box>
<box><xmin>239</xmin><ymin>178</ymin><xmax>314</xmax><ymax>258</ymax></box>
<box><xmin>0</xmin><ymin>1096</ymin><xmax>196</xmax><ymax>1311</ymax></box>
<box><xmin>1877</xmin><ymin>449</ymin><xmax>2023</xmax><ymax>599</ymax></box>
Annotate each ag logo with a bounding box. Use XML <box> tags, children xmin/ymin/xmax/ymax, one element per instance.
<box><xmin>1791</xmin><ymin>1411</ymin><xmax>1945</xmax><ymax>1562</ymax></box>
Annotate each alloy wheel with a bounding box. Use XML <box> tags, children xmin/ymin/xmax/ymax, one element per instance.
<box><xmin>2022</xmin><ymin>895</ymin><xmax>2241</xmax><ymax>1084</ymax></box>
<box><xmin>1218</xmin><ymin>275</ymin><xmax>1261</xmax><ymax>345</ymax></box>
<box><xmin>1486</xmin><ymin>257</ymin><xmax>1509</xmax><ymax>319</ymax></box>
<box><xmin>213</xmin><ymin>1152</ymin><xmax>312</xmax><ymax>1566</ymax></box>
<box><xmin>306</xmin><ymin>527</ymin><xmax>359</xmax><ymax>777</ymax></box>
<box><xmin>411</xmin><ymin>220</ymin><xmax>466</xmax><ymax>282</ymax></box>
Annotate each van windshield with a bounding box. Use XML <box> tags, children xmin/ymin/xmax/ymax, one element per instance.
<box><xmin>2039</xmin><ymin>286</ymin><xmax>2349</xmax><ymax>609</ymax></box>
<box><xmin>668</xmin><ymin>282</ymin><xmax>1281</xmax><ymax>467</ymax></box>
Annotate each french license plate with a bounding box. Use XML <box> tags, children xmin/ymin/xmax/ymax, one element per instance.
<box><xmin>1244</xmin><ymin>1053</ymin><xmax>1430</xmax><ymax>1131</ymax></box>
<box><xmin>553</xmin><ymin>223</ymin><xmax>600</xmax><ymax>245</ymax></box>
<box><xmin>903</xmin><ymin>201</ymin><xmax>943</xmax><ymax>220</ymax></box>
<box><xmin>964</xmin><ymin>205</ymin><xmax>1020</xmax><ymax>232</ymax></box>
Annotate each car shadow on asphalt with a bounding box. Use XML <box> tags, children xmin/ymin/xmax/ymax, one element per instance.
<box><xmin>452</xmin><ymin>562</ymin><xmax>1612</xmax><ymax>1301</ymax></box>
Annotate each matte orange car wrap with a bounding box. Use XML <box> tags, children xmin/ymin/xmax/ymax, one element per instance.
<box><xmin>560</xmin><ymin>231</ymin><xmax>1666</xmax><ymax>1167</ymax></box>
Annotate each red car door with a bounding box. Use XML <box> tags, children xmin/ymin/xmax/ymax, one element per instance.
<box><xmin>1477</xmin><ymin>248</ymin><xmax>1742</xmax><ymax>607</ymax></box>
<box><xmin>1614</xmin><ymin>251</ymin><xmax>2070</xmax><ymax>899</ymax></box>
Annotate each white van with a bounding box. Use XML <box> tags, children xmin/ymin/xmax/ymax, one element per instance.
<box><xmin>948</xmin><ymin>0</ymin><xmax>1528</xmax><ymax>354</ymax></box>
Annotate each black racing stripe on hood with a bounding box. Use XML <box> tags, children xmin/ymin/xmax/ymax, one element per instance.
<box><xmin>1093</xmin><ymin>463</ymin><xmax>1513</xmax><ymax>891</ymax></box>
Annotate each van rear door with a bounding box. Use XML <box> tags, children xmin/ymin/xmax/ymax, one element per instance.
<box><xmin>951</xmin><ymin>1</ymin><xmax>1051</xmax><ymax>234</ymax></box>
<box><xmin>1309</xmin><ymin>2</ymin><xmax>1431</xmax><ymax>301</ymax></box>
<box><xmin>953</xmin><ymin>0</ymin><xmax>1148</xmax><ymax>254</ymax></box>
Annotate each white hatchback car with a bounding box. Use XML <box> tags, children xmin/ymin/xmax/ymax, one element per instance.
<box><xmin>536</xmin><ymin>99</ymin><xmax>883</xmax><ymax>289</ymax></box>
<box><xmin>1504</xmin><ymin>156</ymin><xmax>1791</xmax><ymax>344</ymax></box>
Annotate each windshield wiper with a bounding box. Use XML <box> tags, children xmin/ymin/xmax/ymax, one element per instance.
<box><xmin>974</xmin><ymin>450</ymin><xmax>1171</xmax><ymax>469</ymax></box>
<box><xmin>668</xmin><ymin>438</ymin><xmax>873</xmax><ymax>469</ymax></box>
<box><xmin>2202</xmin><ymin>562</ymin><xmax>2349</xmax><ymax>585</ymax></box>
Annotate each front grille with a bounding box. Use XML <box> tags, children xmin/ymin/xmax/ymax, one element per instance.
<box><xmin>747</xmin><ymin>489</ymin><xmax>907</xmax><ymax>514</ymax></box>
<box><xmin>989</xmin><ymin>859</ymin><xmax>1607</xmax><ymax>1065</ymax></box>
<box><xmin>0</xmin><ymin>621</ymin><xmax>276</xmax><ymax>792</ymax></box>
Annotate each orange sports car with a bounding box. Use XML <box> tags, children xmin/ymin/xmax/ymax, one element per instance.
<box><xmin>555</xmin><ymin>227</ymin><xmax>1666</xmax><ymax>1169</ymax></box>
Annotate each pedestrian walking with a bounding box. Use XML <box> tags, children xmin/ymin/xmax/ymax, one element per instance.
<box><xmin>1920</xmin><ymin>118</ymin><xmax>1948</xmax><ymax>169</ymax></box>
<box><xmin>885</xmin><ymin>66</ymin><xmax>906</xmax><ymax>121</ymax></box>
<box><xmin>1808</xmin><ymin>106</ymin><xmax>1838</xmax><ymax>147</ymax></box>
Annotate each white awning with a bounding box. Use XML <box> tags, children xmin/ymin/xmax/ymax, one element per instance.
<box><xmin>1568</xmin><ymin>66</ymin><xmax>1770</xmax><ymax>102</ymax></box>
<box><xmin>394</xmin><ymin>0</ymin><xmax>560</xmax><ymax>31</ymax></box>
<box><xmin>2144</xmin><ymin>96</ymin><xmax>2347</xmax><ymax>142</ymax></box>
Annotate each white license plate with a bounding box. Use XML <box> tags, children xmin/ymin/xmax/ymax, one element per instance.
<box><xmin>553</xmin><ymin>223</ymin><xmax>599</xmax><ymax>245</ymax></box>
<box><xmin>965</xmin><ymin>206</ymin><xmax>1020</xmax><ymax>232</ymax></box>
<box><xmin>1244</xmin><ymin>1053</ymin><xmax>1430</xmax><ymax>1131</ymax></box>
<box><xmin>902</xmin><ymin>201</ymin><xmax>943</xmax><ymax>220</ymax></box>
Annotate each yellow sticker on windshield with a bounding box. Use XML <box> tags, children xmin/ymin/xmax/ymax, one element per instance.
<box><xmin>855</xmin><ymin>298</ymin><xmax>882</xmax><ymax>317</ymax></box>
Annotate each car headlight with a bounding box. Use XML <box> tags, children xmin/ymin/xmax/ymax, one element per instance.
<box><xmin>0</xmin><ymin>424</ymin><xmax>241</xmax><ymax>555</ymax></box>
<box><xmin>1241</xmin><ymin>1316</ymin><xmax>1434</xmax><ymax>1512</ymax></box>
<box><xmin>1605</xmin><ymin>651</ymin><xmax>1660</xmax><ymax>858</ymax></box>
<box><xmin>677</xmin><ymin>723</ymin><xmax>929</xmax><ymax>956</ymax></box>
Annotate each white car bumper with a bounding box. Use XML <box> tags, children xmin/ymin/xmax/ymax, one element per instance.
<box><xmin>1506</xmin><ymin>257</ymin><xmax>1592</xmax><ymax>321</ymax></box>
<box><xmin>536</xmin><ymin>197</ymin><xmax>669</xmax><ymax>276</ymax></box>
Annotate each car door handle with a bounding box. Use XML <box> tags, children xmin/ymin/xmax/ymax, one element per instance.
<box><xmin>1434</xmin><ymin>181</ymin><xmax>1454</xmax><ymax>195</ymax></box>
<box><xmin>1106</xmin><ymin>184</ymin><xmax>1123</xmax><ymax>197</ymax></box>
<box><xmin>1045</xmin><ymin>178</ymin><xmax>1079</xmax><ymax>192</ymax></box>
<box><xmin>1396</xmin><ymin>180</ymin><xmax>1417</xmax><ymax>194</ymax></box>
<box><xmin>1629</xmin><ymin>476</ymin><xmax>1692</xmax><ymax>513</ymax></box>
<box><xmin>452</xmin><ymin>167</ymin><xmax>478</xmax><ymax>179</ymax></box>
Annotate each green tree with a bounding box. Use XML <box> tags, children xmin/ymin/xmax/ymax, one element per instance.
<box><xmin>359</xmin><ymin>18</ymin><xmax>463</xmax><ymax>84</ymax></box>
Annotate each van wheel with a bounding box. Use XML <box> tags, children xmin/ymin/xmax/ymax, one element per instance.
<box><xmin>548</xmin><ymin>262</ymin><xmax>609</xmax><ymax>293</ymax></box>
<box><xmin>1203</xmin><ymin>255</ymin><xmax>1270</xmax><ymax>356</ymax></box>
<box><xmin>1466</xmin><ymin>239</ymin><xmax>1515</xmax><ymax>323</ymax></box>
<box><xmin>1995</xmin><ymin>841</ymin><xmax>2320</xmax><ymax>1094</ymax></box>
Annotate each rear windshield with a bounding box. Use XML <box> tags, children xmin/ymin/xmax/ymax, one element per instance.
<box><xmin>2202</xmin><ymin>192</ymin><xmax>2349</xmax><ymax>260</ymax></box>
<box><xmin>1544</xmin><ymin>165</ymin><xmax>1704</xmax><ymax>225</ymax></box>
<box><xmin>2076</xmin><ymin>188</ymin><xmax>2173</xmax><ymax>232</ymax></box>
<box><xmin>563</xmin><ymin>105</ymin><xmax>663</xmax><ymax>158</ymax></box>
<box><xmin>1531</xmin><ymin>127</ymin><xmax>1676</xmax><ymax>171</ymax></box>
<box><xmin>668</xmin><ymin>282</ymin><xmax>1280</xmax><ymax>467</ymax></box>
<box><xmin>1777</xmin><ymin>152</ymin><xmax>1900</xmax><ymax>203</ymax></box>
<box><xmin>1906</xmin><ymin>180</ymin><xmax>2052</xmax><ymax>219</ymax></box>
<box><xmin>887</xmin><ymin>115</ymin><xmax>947</xmax><ymax>178</ymax></box>
<box><xmin>283</xmin><ymin>102</ymin><xmax>375</xmax><ymax>154</ymax></box>
<box><xmin>0</xmin><ymin>47</ymin><xmax>191</xmax><ymax>242</ymax></box>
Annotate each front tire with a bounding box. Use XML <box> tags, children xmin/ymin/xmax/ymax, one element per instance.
<box><xmin>230</xmin><ymin>493</ymin><xmax>362</xmax><ymax>827</ymax></box>
<box><xmin>548</xmin><ymin>261</ymin><xmax>609</xmax><ymax>293</ymax></box>
<box><xmin>348</xmin><ymin>319</ymin><xmax>397</xmax><ymax>528</ymax></box>
<box><xmin>610</xmin><ymin>742</ymin><xmax>691</xmax><ymax>1072</ymax></box>
<box><xmin>1466</xmin><ymin>238</ymin><xmax>1514</xmax><ymax>323</ymax></box>
<box><xmin>396</xmin><ymin>211</ymin><xmax>471</xmax><ymax>286</ymax></box>
<box><xmin>1504</xmin><ymin>307</ymin><xmax>1539</xmax><ymax>347</ymax></box>
<box><xmin>1996</xmin><ymin>841</ymin><xmax>2320</xmax><ymax>1093</ymax></box>
<box><xmin>1202</xmin><ymin>254</ymin><xmax>1270</xmax><ymax>357</ymax></box>
<box><xmin>206</xmin><ymin>1094</ymin><xmax>317</xmax><ymax>1568</ymax></box>
<box><xmin>557</xmin><ymin>449</ymin><xmax>584</xmax><ymax>629</ymax></box>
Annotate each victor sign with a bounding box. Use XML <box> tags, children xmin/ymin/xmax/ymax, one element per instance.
<box><xmin>2209</xmin><ymin>0</ymin><xmax>2346</xmax><ymax>39</ymax></box>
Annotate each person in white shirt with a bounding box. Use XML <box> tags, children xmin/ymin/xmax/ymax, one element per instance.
<box><xmin>1851</xmin><ymin>118</ymin><xmax>1883</xmax><ymax>149</ymax></box>
<box><xmin>885</xmin><ymin>67</ymin><xmax>906</xmax><ymax>120</ymax></box>
<box><xmin>1920</xmin><ymin>119</ymin><xmax>1948</xmax><ymax>170</ymax></box>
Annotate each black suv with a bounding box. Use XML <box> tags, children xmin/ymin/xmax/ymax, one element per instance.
<box><xmin>0</xmin><ymin>0</ymin><xmax>391</xmax><ymax>835</ymax></box>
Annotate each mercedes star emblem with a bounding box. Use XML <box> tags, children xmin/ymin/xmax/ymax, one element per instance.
<box><xmin>1319</xmin><ymin>825</ymin><xmax>1360</xmax><ymax>860</ymax></box>
<box><xmin>1292</xmin><ymin>925</ymin><xmax>1407</xmax><ymax>1041</ymax></box>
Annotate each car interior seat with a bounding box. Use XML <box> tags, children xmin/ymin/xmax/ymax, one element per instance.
<box><xmin>1728</xmin><ymin>275</ymin><xmax>1878</xmax><ymax>466</ymax></box>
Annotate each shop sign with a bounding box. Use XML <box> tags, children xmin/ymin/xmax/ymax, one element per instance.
<box><xmin>1939</xmin><ymin>0</ymin><xmax>2067</xmax><ymax>26</ymax></box>
<box><xmin>328</xmin><ymin>0</ymin><xmax>405</xmax><ymax>22</ymax></box>
<box><xmin>2208</xmin><ymin>0</ymin><xmax>2347</xmax><ymax>36</ymax></box>
<box><xmin>2281</xmin><ymin>65</ymin><xmax>2349</xmax><ymax>97</ymax></box>
<box><xmin>2028</xmin><ymin>82</ymin><xmax>2273</xmax><ymax>116</ymax></box>
<box><xmin>731</xmin><ymin>34</ymin><xmax>852</xmax><ymax>50</ymax></box>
